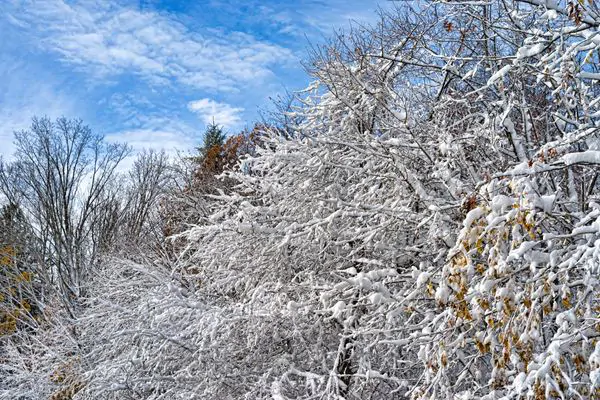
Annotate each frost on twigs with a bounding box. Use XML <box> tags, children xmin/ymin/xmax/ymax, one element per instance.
<box><xmin>3</xmin><ymin>0</ymin><xmax>600</xmax><ymax>398</ymax></box>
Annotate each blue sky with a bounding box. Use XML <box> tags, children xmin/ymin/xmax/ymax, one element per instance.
<box><xmin>0</xmin><ymin>0</ymin><xmax>390</xmax><ymax>157</ymax></box>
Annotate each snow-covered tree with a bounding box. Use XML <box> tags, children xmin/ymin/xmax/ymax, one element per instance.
<box><xmin>3</xmin><ymin>1</ymin><xmax>600</xmax><ymax>399</ymax></box>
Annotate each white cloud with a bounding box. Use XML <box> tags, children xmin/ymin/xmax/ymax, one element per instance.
<box><xmin>5</xmin><ymin>0</ymin><xmax>295</xmax><ymax>92</ymax></box>
<box><xmin>103</xmin><ymin>98</ymin><xmax>202</xmax><ymax>155</ymax></box>
<box><xmin>105</xmin><ymin>129</ymin><xmax>197</xmax><ymax>152</ymax></box>
<box><xmin>187</xmin><ymin>98</ymin><xmax>244</xmax><ymax>129</ymax></box>
<box><xmin>103</xmin><ymin>129</ymin><xmax>185</xmax><ymax>173</ymax></box>
<box><xmin>205</xmin><ymin>0</ymin><xmax>393</xmax><ymax>39</ymax></box>
<box><xmin>0</xmin><ymin>59</ymin><xmax>76</xmax><ymax>159</ymax></box>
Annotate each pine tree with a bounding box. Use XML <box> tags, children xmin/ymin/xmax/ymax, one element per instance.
<box><xmin>196</xmin><ymin>121</ymin><xmax>226</xmax><ymax>162</ymax></box>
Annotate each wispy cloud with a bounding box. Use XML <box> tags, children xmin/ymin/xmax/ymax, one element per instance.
<box><xmin>188</xmin><ymin>98</ymin><xmax>244</xmax><ymax>128</ymax></box>
<box><xmin>4</xmin><ymin>0</ymin><xmax>295</xmax><ymax>92</ymax></box>
<box><xmin>0</xmin><ymin>57</ymin><xmax>76</xmax><ymax>159</ymax></box>
<box><xmin>0</xmin><ymin>0</ymin><xmax>389</xmax><ymax>160</ymax></box>
<box><xmin>103</xmin><ymin>93</ymin><xmax>201</xmax><ymax>153</ymax></box>
<box><xmin>204</xmin><ymin>0</ymin><xmax>391</xmax><ymax>40</ymax></box>
<box><xmin>105</xmin><ymin>129</ymin><xmax>197</xmax><ymax>152</ymax></box>
<box><xmin>104</xmin><ymin>128</ymin><xmax>200</xmax><ymax>173</ymax></box>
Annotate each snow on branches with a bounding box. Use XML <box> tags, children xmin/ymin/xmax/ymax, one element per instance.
<box><xmin>3</xmin><ymin>1</ymin><xmax>600</xmax><ymax>399</ymax></box>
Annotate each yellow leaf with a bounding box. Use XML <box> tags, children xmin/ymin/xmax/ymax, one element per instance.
<box><xmin>19</xmin><ymin>271</ymin><xmax>31</xmax><ymax>282</ymax></box>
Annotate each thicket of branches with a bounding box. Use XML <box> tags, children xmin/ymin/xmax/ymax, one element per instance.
<box><xmin>1</xmin><ymin>0</ymin><xmax>600</xmax><ymax>399</ymax></box>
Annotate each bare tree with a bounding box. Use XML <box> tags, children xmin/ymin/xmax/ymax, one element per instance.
<box><xmin>0</xmin><ymin>117</ymin><xmax>130</xmax><ymax>311</ymax></box>
<box><xmin>120</xmin><ymin>149</ymin><xmax>173</xmax><ymax>258</ymax></box>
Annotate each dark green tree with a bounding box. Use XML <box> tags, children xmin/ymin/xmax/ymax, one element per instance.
<box><xmin>196</xmin><ymin>121</ymin><xmax>226</xmax><ymax>162</ymax></box>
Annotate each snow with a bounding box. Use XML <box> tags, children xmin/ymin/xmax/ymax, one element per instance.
<box><xmin>507</xmin><ymin>241</ymin><xmax>538</xmax><ymax>261</ymax></box>
<box><xmin>416</xmin><ymin>271</ymin><xmax>431</xmax><ymax>288</ymax></box>
<box><xmin>516</xmin><ymin>43</ymin><xmax>545</xmax><ymax>59</ymax></box>
<box><xmin>368</xmin><ymin>293</ymin><xmax>386</xmax><ymax>305</ymax></box>
<box><xmin>330</xmin><ymin>301</ymin><xmax>347</xmax><ymax>319</ymax></box>
<box><xmin>491</xmin><ymin>195</ymin><xmax>514</xmax><ymax>214</ymax></box>
<box><xmin>350</xmin><ymin>273</ymin><xmax>372</xmax><ymax>291</ymax></box>
<box><xmin>580</xmin><ymin>71</ymin><xmax>600</xmax><ymax>80</ymax></box>
<box><xmin>435</xmin><ymin>284</ymin><xmax>450</xmax><ymax>304</ymax></box>
<box><xmin>4</xmin><ymin>2</ymin><xmax>600</xmax><ymax>399</ymax></box>
<box><xmin>463</xmin><ymin>207</ymin><xmax>485</xmax><ymax>228</ymax></box>
<box><xmin>487</xmin><ymin>65</ymin><xmax>512</xmax><ymax>86</ymax></box>
<box><xmin>535</xmin><ymin>195</ymin><xmax>555</xmax><ymax>213</ymax></box>
<box><xmin>562</xmin><ymin>150</ymin><xmax>600</xmax><ymax>165</ymax></box>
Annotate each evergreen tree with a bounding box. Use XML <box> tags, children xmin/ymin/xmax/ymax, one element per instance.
<box><xmin>196</xmin><ymin>121</ymin><xmax>226</xmax><ymax>162</ymax></box>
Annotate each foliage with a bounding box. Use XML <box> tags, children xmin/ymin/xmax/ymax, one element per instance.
<box><xmin>0</xmin><ymin>204</ymin><xmax>38</xmax><ymax>337</ymax></box>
